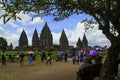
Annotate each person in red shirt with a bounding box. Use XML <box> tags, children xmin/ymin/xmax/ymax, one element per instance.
<box><xmin>71</xmin><ymin>50</ymin><xmax>76</xmax><ymax>64</ymax></box>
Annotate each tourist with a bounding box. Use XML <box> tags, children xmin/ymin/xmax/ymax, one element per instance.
<box><xmin>16</xmin><ymin>53</ymin><xmax>20</xmax><ymax>62</ymax></box>
<box><xmin>75</xmin><ymin>51</ymin><xmax>79</xmax><ymax>64</ymax></box>
<box><xmin>11</xmin><ymin>53</ymin><xmax>15</xmax><ymax>62</ymax></box>
<box><xmin>33</xmin><ymin>54</ymin><xmax>36</xmax><ymax>61</ymax></box>
<box><xmin>78</xmin><ymin>57</ymin><xmax>92</xmax><ymax>71</ymax></box>
<box><xmin>29</xmin><ymin>54</ymin><xmax>34</xmax><ymax>65</ymax></box>
<box><xmin>8</xmin><ymin>53</ymin><xmax>12</xmax><ymax>62</ymax></box>
<box><xmin>79</xmin><ymin>50</ymin><xmax>84</xmax><ymax>63</ymax></box>
<box><xmin>59</xmin><ymin>50</ymin><xmax>64</xmax><ymax>62</ymax></box>
<box><xmin>46</xmin><ymin>52</ymin><xmax>51</xmax><ymax>65</ymax></box>
<box><xmin>19</xmin><ymin>52</ymin><xmax>24</xmax><ymax>65</ymax></box>
<box><xmin>71</xmin><ymin>50</ymin><xmax>76</xmax><ymax>64</ymax></box>
<box><xmin>41</xmin><ymin>51</ymin><xmax>46</xmax><ymax>62</ymax></box>
<box><xmin>1</xmin><ymin>52</ymin><xmax>6</xmax><ymax>65</ymax></box>
<box><xmin>64</xmin><ymin>51</ymin><xmax>68</xmax><ymax>63</ymax></box>
<box><xmin>55</xmin><ymin>50</ymin><xmax>60</xmax><ymax>62</ymax></box>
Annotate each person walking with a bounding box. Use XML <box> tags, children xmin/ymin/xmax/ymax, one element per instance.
<box><xmin>16</xmin><ymin>53</ymin><xmax>20</xmax><ymax>62</ymax></box>
<box><xmin>19</xmin><ymin>52</ymin><xmax>24</xmax><ymax>65</ymax></box>
<box><xmin>41</xmin><ymin>51</ymin><xmax>46</xmax><ymax>62</ymax></box>
<box><xmin>64</xmin><ymin>52</ymin><xmax>68</xmax><ymax>63</ymax></box>
<box><xmin>46</xmin><ymin>52</ymin><xmax>51</xmax><ymax>65</ymax></box>
<box><xmin>29</xmin><ymin>54</ymin><xmax>34</xmax><ymax>66</ymax></box>
<box><xmin>71</xmin><ymin>50</ymin><xmax>76</xmax><ymax>64</ymax></box>
<box><xmin>1</xmin><ymin>52</ymin><xmax>6</xmax><ymax>65</ymax></box>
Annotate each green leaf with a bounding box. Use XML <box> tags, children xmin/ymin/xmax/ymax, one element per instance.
<box><xmin>3</xmin><ymin>15</ymin><xmax>6</xmax><ymax>24</ymax></box>
<box><xmin>5</xmin><ymin>17</ymin><xmax>11</xmax><ymax>23</ymax></box>
<box><xmin>17</xmin><ymin>17</ymin><xmax>22</xmax><ymax>20</ymax></box>
<box><xmin>13</xmin><ymin>16</ymin><xmax>16</xmax><ymax>20</ymax></box>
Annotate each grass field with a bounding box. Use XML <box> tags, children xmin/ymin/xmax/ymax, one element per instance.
<box><xmin>0</xmin><ymin>60</ymin><xmax>79</xmax><ymax>80</ymax></box>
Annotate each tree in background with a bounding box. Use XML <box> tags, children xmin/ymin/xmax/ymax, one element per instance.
<box><xmin>0</xmin><ymin>37</ymin><xmax>7</xmax><ymax>52</ymax></box>
<box><xmin>0</xmin><ymin>0</ymin><xmax>120</xmax><ymax>80</ymax></box>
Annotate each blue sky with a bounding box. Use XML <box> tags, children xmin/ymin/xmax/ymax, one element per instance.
<box><xmin>0</xmin><ymin>10</ymin><xmax>111</xmax><ymax>48</ymax></box>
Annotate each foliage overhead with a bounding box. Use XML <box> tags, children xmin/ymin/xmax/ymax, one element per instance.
<box><xmin>0</xmin><ymin>0</ymin><xmax>120</xmax><ymax>40</ymax></box>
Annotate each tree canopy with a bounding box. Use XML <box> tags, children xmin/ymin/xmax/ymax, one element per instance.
<box><xmin>0</xmin><ymin>37</ymin><xmax>7</xmax><ymax>52</ymax></box>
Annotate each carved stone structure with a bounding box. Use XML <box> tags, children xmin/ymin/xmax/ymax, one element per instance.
<box><xmin>19</xmin><ymin>29</ymin><xmax>28</xmax><ymax>48</ymax></box>
<box><xmin>59</xmin><ymin>29</ymin><xmax>69</xmax><ymax>50</ymax></box>
<box><xmin>39</xmin><ymin>23</ymin><xmax>53</xmax><ymax>50</ymax></box>
<box><xmin>32</xmin><ymin>28</ymin><xmax>39</xmax><ymax>49</ymax></box>
<box><xmin>77</xmin><ymin>37</ymin><xmax>83</xmax><ymax>50</ymax></box>
<box><xmin>16</xmin><ymin>23</ymin><xmax>89</xmax><ymax>51</ymax></box>
<box><xmin>82</xmin><ymin>34</ymin><xmax>88</xmax><ymax>48</ymax></box>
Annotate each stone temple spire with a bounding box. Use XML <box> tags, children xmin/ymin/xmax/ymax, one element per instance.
<box><xmin>82</xmin><ymin>33</ymin><xmax>88</xmax><ymax>48</ymax></box>
<box><xmin>77</xmin><ymin>37</ymin><xmax>83</xmax><ymax>50</ymax></box>
<box><xmin>59</xmin><ymin>29</ymin><xmax>69</xmax><ymax>49</ymax></box>
<box><xmin>19</xmin><ymin>29</ymin><xmax>28</xmax><ymax>47</ymax></box>
<box><xmin>39</xmin><ymin>22</ymin><xmax>53</xmax><ymax>49</ymax></box>
<box><xmin>32</xmin><ymin>28</ymin><xmax>39</xmax><ymax>48</ymax></box>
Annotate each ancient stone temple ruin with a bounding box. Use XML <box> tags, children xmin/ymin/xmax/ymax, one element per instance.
<box><xmin>32</xmin><ymin>28</ymin><xmax>39</xmax><ymax>49</ymax></box>
<box><xmin>16</xmin><ymin>23</ymin><xmax>88</xmax><ymax>50</ymax></box>
<box><xmin>39</xmin><ymin>22</ymin><xmax>53</xmax><ymax>50</ymax></box>
<box><xmin>59</xmin><ymin>29</ymin><xmax>69</xmax><ymax>50</ymax></box>
<box><xmin>19</xmin><ymin>29</ymin><xmax>28</xmax><ymax>48</ymax></box>
<box><xmin>76</xmin><ymin>34</ymin><xmax>88</xmax><ymax>50</ymax></box>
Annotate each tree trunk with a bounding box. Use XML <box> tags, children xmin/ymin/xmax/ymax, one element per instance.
<box><xmin>99</xmin><ymin>40</ymin><xmax>120</xmax><ymax>80</ymax></box>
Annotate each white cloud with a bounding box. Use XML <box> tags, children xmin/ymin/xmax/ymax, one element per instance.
<box><xmin>85</xmin><ymin>25</ymin><xmax>111</xmax><ymax>47</ymax></box>
<box><xmin>0</xmin><ymin>26</ymin><xmax>32</xmax><ymax>48</ymax></box>
<box><xmin>16</xmin><ymin>12</ymin><xmax>44</xmax><ymax>27</ymax></box>
<box><xmin>45</xmin><ymin>22</ymin><xmax>111</xmax><ymax>48</ymax></box>
<box><xmin>16</xmin><ymin>27</ymin><xmax>24</xmax><ymax>33</ymax></box>
<box><xmin>64</xmin><ymin>22</ymin><xmax>111</xmax><ymax>47</ymax></box>
<box><xmin>16</xmin><ymin>12</ymin><xmax>31</xmax><ymax>26</ymax></box>
<box><xmin>65</xmin><ymin>22</ymin><xmax>85</xmax><ymax>46</ymax></box>
<box><xmin>0</xmin><ymin>26</ymin><xmax>19</xmax><ymax>48</ymax></box>
<box><xmin>52</xmin><ymin>32</ymin><xmax>61</xmax><ymax>44</ymax></box>
<box><xmin>8</xmin><ymin>22</ymin><xmax>18</xmax><ymax>28</ymax></box>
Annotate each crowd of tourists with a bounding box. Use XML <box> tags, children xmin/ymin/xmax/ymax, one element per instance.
<box><xmin>0</xmin><ymin>48</ymin><xmax>103</xmax><ymax>67</ymax></box>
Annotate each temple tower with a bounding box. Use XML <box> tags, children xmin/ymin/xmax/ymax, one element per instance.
<box><xmin>77</xmin><ymin>37</ymin><xmax>83</xmax><ymax>50</ymax></box>
<box><xmin>39</xmin><ymin>22</ymin><xmax>53</xmax><ymax>50</ymax></box>
<box><xmin>32</xmin><ymin>28</ymin><xmax>39</xmax><ymax>49</ymax></box>
<box><xmin>59</xmin><ymin>29</ymin><xmax>69</xmax><ymax>50</ymax></box>
<box><xmin>19</xmin><ymin>29</ymin><xmax>28</xmax><ymax>48</ymax></box>
<box><xmin>82</xmin><ymin>33</ymin><xmax>88</xmax><ymax>48</ymax></box>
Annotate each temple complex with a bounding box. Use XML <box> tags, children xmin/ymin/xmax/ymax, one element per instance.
<box><xmin>16</xmin><ymin>23</ymin><xmax>89</xmax><ymax>51</ymax></box>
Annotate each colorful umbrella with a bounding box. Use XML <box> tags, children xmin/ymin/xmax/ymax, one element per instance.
<box><xmin>96</xmin><ymin>48</ymin><xmax>102</xmax><ymax>51</ymax></box>
<box><xmin>59</xmin><ymin>51</ymin><xmax>64</xmax><ymax>56</ymax></box>
<box><xmin>90</xmin><ymin>50</ymin><xmax>97</xmax><ymax>56</ymax></box>
<box><xmin>28</xmin><ymin>51</ymin><xmax>35</xmax><ymax>54</ymax></box>
<box><xmin>80</xmin><ymin>50</ymin><xmax>83</xmax><ymax>53</ymax></box>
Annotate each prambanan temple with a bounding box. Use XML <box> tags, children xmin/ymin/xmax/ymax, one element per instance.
<box><xmin>16</xmin><ymin>22</ymin><xmax>88</xmax><ymax>51</ymax></box>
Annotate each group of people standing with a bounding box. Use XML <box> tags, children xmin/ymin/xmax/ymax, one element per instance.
<box><xmin>1</xmin><ymin>52</ymin><xmax>25</xmax><ymax>66</ymax></box>
<box><xmin>0</xmin><ymin>48</ymin><xmax>103</xmax><ymax>67</ymax></box>
<box><xmin>76</xmin><ymin>48</ymin><xmax>103</xmax><ymax>74</ymax></box>
<box><xmin>71</xmin><ymin>48</ymin><xmax>103</xmax><ymax>65</ymax></box>
<box><xmin>40</xmin><ymin>51</ymin><xmax>52</xmax><ymax>65</ymax></box>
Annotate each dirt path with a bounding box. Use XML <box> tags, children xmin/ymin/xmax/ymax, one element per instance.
<box><xmin>0</xmin><ymin>61</ymin><xmax>80</xmax><ymax>80</ymax></box>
